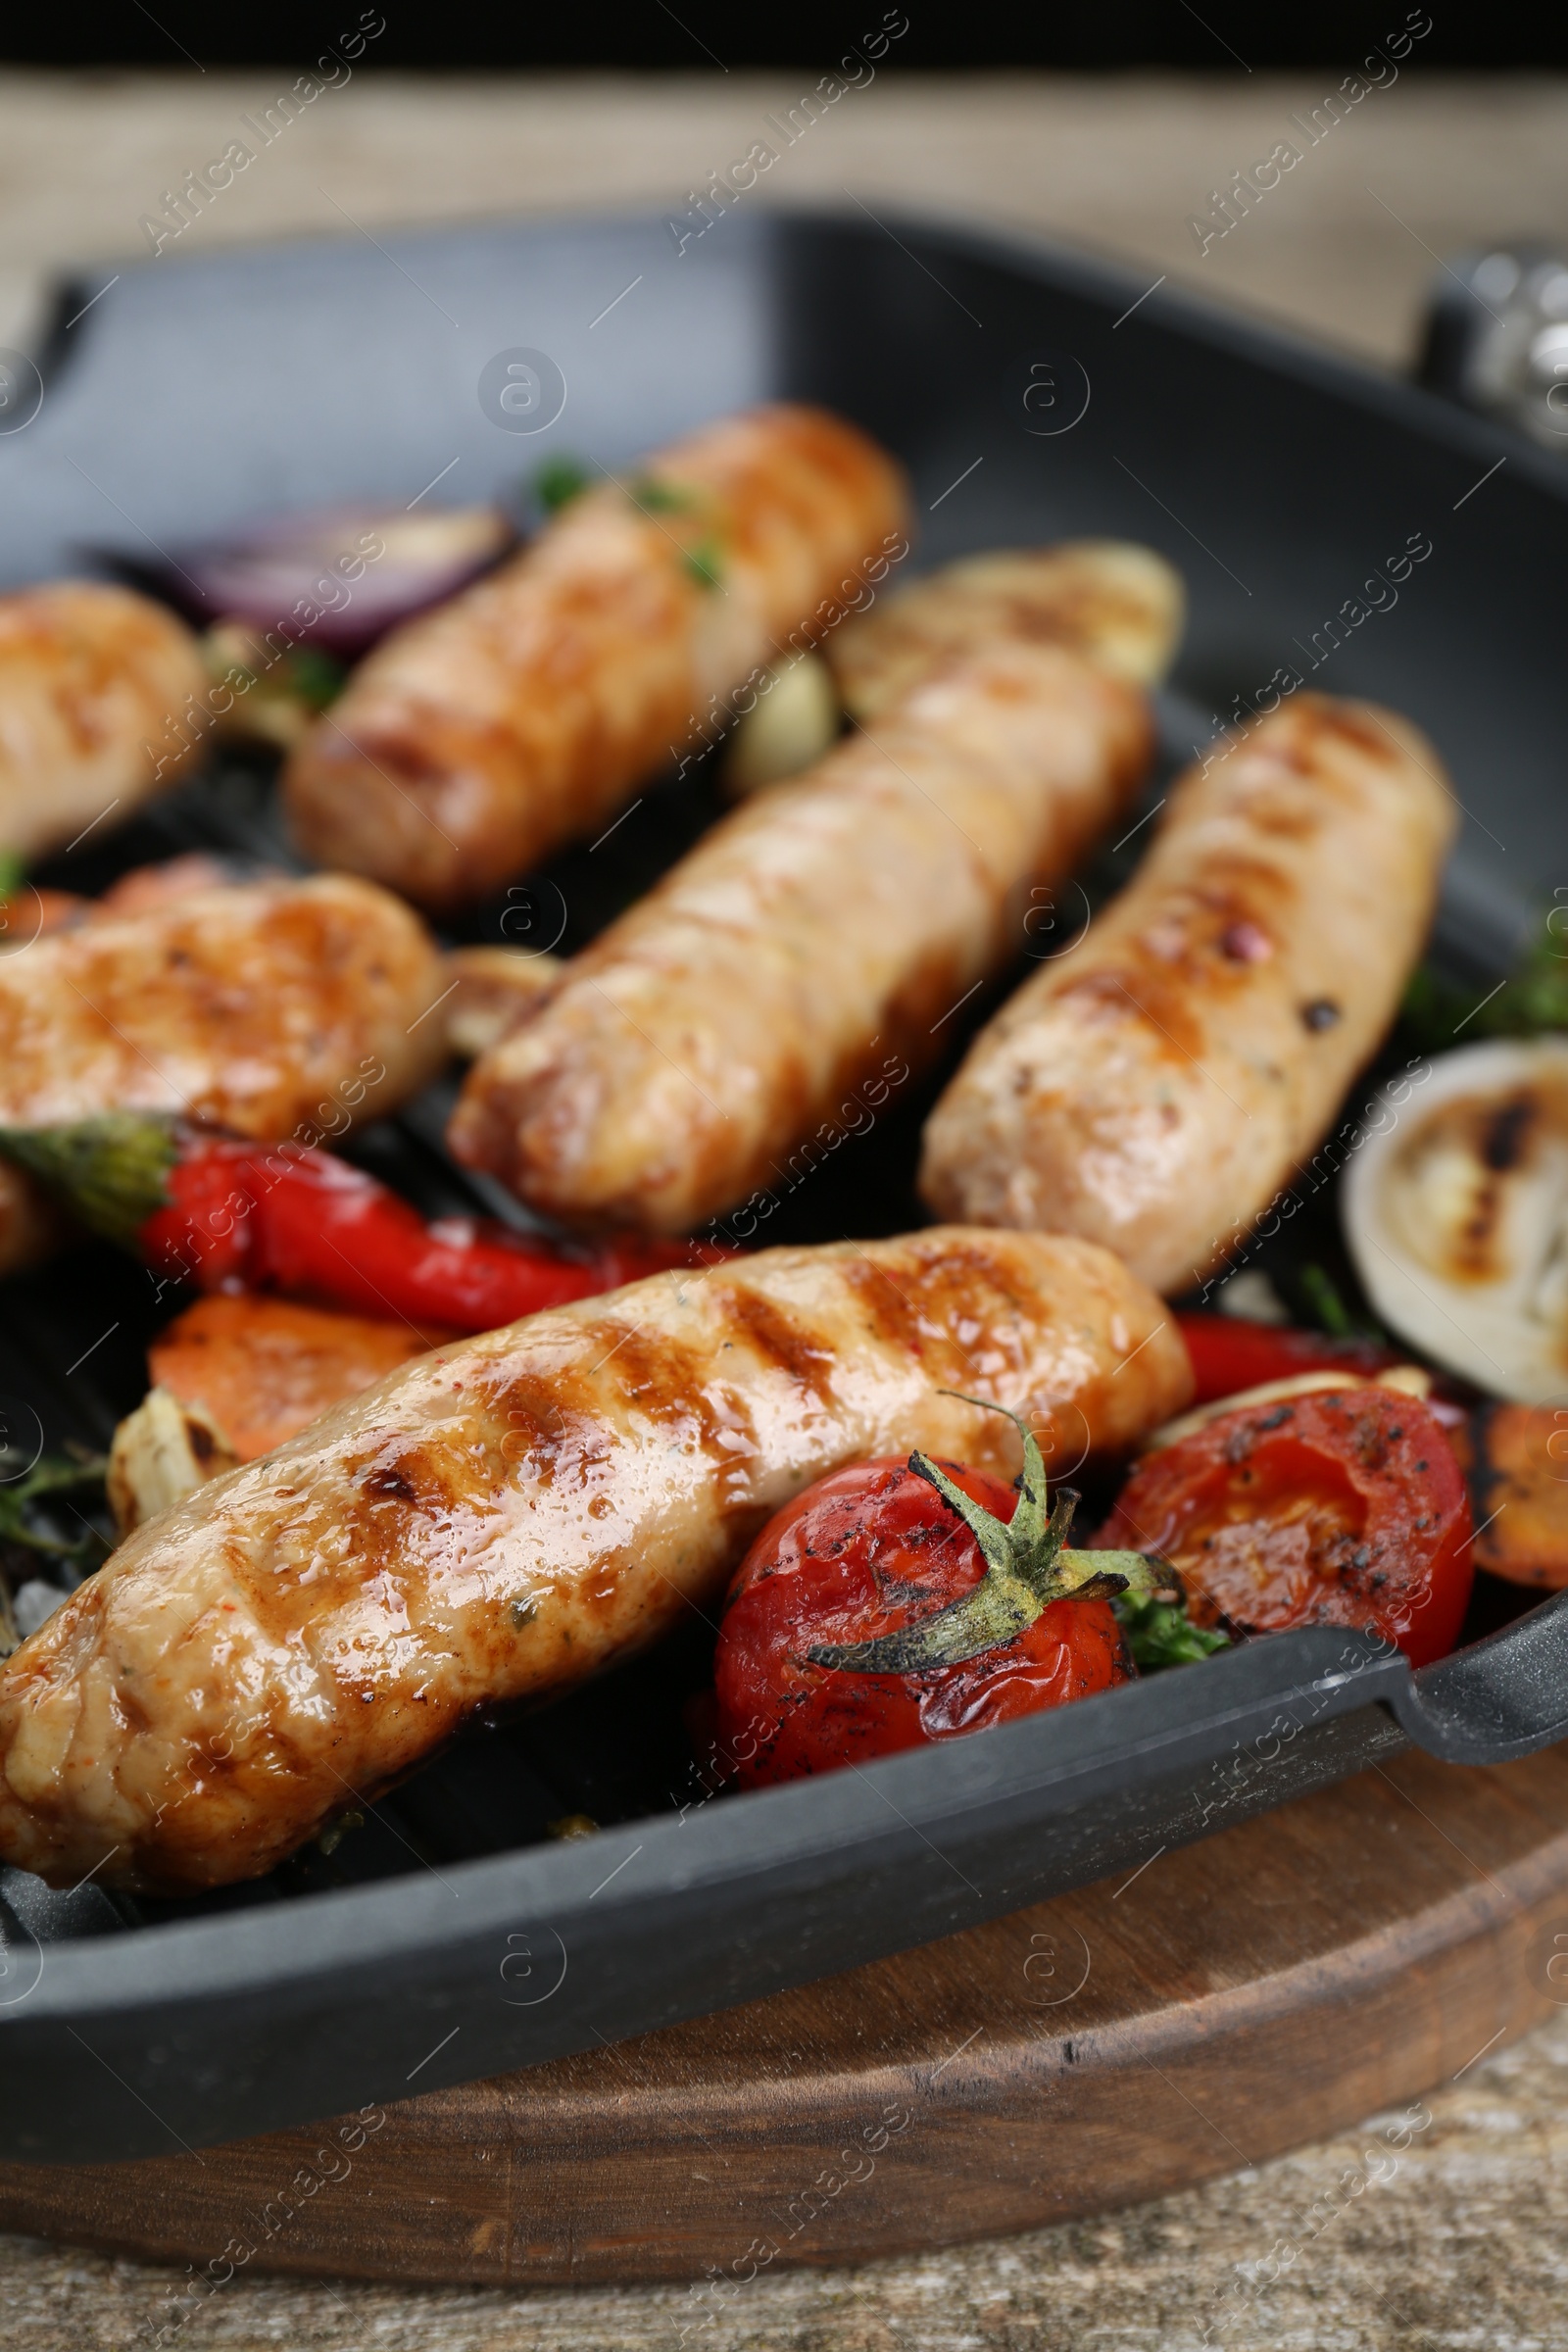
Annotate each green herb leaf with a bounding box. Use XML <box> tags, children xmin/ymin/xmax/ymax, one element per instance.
<box><xmin>0</xmin><ymin>851</ymin><xmax>25</xmax><ymax>902</ymax></box>
<box><xmin>0</xmin><ymin>1450</ymin><xmax>112</xmax><ymax>1582</ymax></box>
<box><xmin>1492</xmin><ymin>919</ymin><xmax>1568</xmax><ymax>1034</ymax></box>
<box><xmin>681</xmin><ymin>536</ymin><xmax>724</xmax><ymax>591</ymax></box>
<box><xmin>285</xmin><ymin>647</ymin><xmax>347</xmax><ymax>712</ymax></box>
<box><xmin>1113</xmin><ymin>1589</ymin><xmax>1231</xmax><ymax>1672</ymax></box>
<box><xmin>534</xmin><ymin>456</ymin><xmax>591</xmax><ymax>515</ymax></box>
<box><xmin>1402</xmin><ymin>906</ymin><xmax>1568</xmax><ymax>1050</ymax></box>
<box><xmin>630</xmin><ymin>476</ymin><xmax>696</xmax><ymax>513</ymax></box>
<box><xmin>1298</xmin><ymin>1262</ymin><xmax>1358</xmax><ymax>1340</ymax></box>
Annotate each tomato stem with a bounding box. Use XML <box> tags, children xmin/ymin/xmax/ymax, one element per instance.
<box><xmin>805</xmin><ymin>1393</ymin><xmax>1157</xmax><ymax>1676</ymax></box>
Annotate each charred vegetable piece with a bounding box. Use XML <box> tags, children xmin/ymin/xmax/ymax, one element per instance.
<box><xmin>107</xmin><ymin>1389</ymin><xmax>240</xmax><ymax>1536</ymax></box>
<box><xmin>1453</xmin><ymin>1403</ymin><xmax>1568</xmax><ymax>1588</ymax></box>
<box><xmin>148</xmin><ymin>1294</ymin><xmax>453</xmax><ymax>1462</ymax></box>
<box><xmin>719</xmin><ymin>652</ymin><xmax>841</xmax><ymax>794</ymax></box>
<box><xmin>1343</xmin><ymin>1036</ymin><xmax>1568</xmax><ymax>1402</ymax></box>
<box><xmin>713</xmin><ymin>1398</ymin><xmax>1154</xmax><ymax>1786</ymax></box>
<box><xmin>1175</xmin><ymin>1313</ymin><xmax>1399</xmax><ymax>1406</ymax></box>
<box><xmin>0</xmin><ymin>1115</ymin><xmax>734</xmax><ymax>1335</ymax></box>
<box><xmin>1093</xmin><ymin>1386</ymin><xmax>1473</xmax><ymax>1666</ymax></box>
<box><xmin>1148</xmin><ymin>1365</ymin><xmax>1438</xmax><ymax>1455</ymax></box>
<box><xmin>168</xmin><ymin>505</ymin><xmax>515</xmax><ymax>658</ymax></box>
<box><xmin>441</xmin><ymin>945</ymin><xmax>565</xmax><ymax>1061</ymax></box>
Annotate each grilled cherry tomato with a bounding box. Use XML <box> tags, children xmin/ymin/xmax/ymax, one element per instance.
<box><xmin>1092</xmin><ymin>1385</ymin><xmax>1472</xmax><ymax>1667</ymax></box>
<box><xmin>713</xmin><ymin>1423</ymin><xmax>1136</xmax><ymax>1787</ymax></box>
<box><xmin>1176</xmin><ymin>1313</ymin><xmax>1396</xmax><ymax>1406</ymax></box>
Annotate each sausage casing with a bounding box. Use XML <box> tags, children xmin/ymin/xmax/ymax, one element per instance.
<box><xmin>283</xmin><ymin>405</ymin><xmax>910</xmax><ymax>910</ymax></box>
<box><xmin>826</xmin><ymin>540</ymin><xmax>1186</xmax><ymax>716</ymax></box>
<box><xmin>0</xmin><ymin>581</ymin><xmax>206</xmax><ymax>861</ymax></box>
<box><xmin>0</xmin><ymin>1228</ymin><xmax>1191</xmax><ymax>1890</ymax></box>
<box><xmin>0</xmin><ymin>875</ymin><xmax>447</xmax><ymax>1272</ymax></box>
<box><xmin>448</xmin><ymin>642</ymin><xmax>1152</xmax><ymax>1233</ymax></box>
<box><xmin>920</xmin><ymin>695</ymin><xmax>1457</xmax><ymax>1293</ymax></box>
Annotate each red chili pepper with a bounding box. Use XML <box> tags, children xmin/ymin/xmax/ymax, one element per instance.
<box><xmin>1092</xmin><ymin>1385</ymin><xmax>1472</xmax><ymax>1667</ymax></box>
<box><xmin>1176</xmin><ymin>1313</ymin><xmax>1397</xmax><ymax>1407</ymax></box>
<box><xmin>0</xmin><ymin>1116</ymin><xmax>732</xmax><ymax>1334</ymax></box>
<box><xmin>712</xmin><ymin>1400</ymin><xmax>1149</xmax><ymax>1787</ymax></box>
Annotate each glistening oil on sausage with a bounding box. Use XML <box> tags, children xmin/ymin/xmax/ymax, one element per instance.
<box><xmin>448</xmin><ymin>641</ymin><xmax>1152</xmax><ymax>1234</ymax></box>
<box><xmin>0</xmin><ymin>1229</ymin><xmax>1190</xmax><ymax>1892</ymax></box>
<box><xmin>282</xmin><ymin>405</ymin><xmax>911</xmax><ymax>910</ymax></box>
<box><xmin>919</xmin><ymin>694</ymin><xmax>1456</xmax><ymax>1294</ymax></box>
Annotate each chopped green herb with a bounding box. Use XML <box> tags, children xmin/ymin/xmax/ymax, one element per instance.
<box><xmin>1298</xmin><ymin>1262</ymin><xmax>1358</xmax><ymax>1340</ymax></box>
<box><xmin>1480</xmin><ymin>918</ymin><xmax>1568</xmax><ymax>1034</ymax></box>
<box><xmin>682</xmin><ymin>537</ymin><xmax>724</xmax><ymax>591</ymax></box>
<box><xmin>1402</xmin><ymin>908</ymin><xmax>1568</xmax><ymax>1049</ymax></box>
<box><xmin>1113</xmin><ymin>1590</ymin><xmax>1230</xmax><ymax>1673</ymax></box>
<box><xmin>285</xmin><ymin>648</ymin><xmax>347</xmax><ymax>712</ymax></box>
<box><xmin>630</xmin><ymin>476</ymin><xmax>695</xmax><ymax>513</ymax></box>
<box><xmin>534</xmin><ymin>456</ymin><xmax>591</xmax><ymax>515</ymax></box>
<box><xmin>0</xmin><ymin>852</ymin><xmax>25</xmax><ymax>902</ymax></box>
<box><xmin>0</xmin><ymin>1449</ymin><xmax>112</xmax><ymax>1583</ymax></box>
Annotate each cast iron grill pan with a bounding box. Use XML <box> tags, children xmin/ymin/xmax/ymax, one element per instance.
<box><xmin>1</xmin><ymin>209</ymin><xmax>1565</xmax><ymax>2160</ymax></box>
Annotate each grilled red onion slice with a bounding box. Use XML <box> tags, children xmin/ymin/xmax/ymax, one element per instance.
<box><xmin>135</xmin><ymin>505</ymin><xmax>515</xmax><ymax>657</ymax></box>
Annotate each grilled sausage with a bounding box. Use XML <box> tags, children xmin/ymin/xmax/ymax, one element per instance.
<box><xmin>0</xmin><ymin>581</ymin><xmax>206</xmax><ymax>862</ymax></box>
<box><xmin>826</xmin><ymin>540</ymin><xmax>1185</xmax><ymax>718</ymax></box>
<box><xmin>283</xmin><ymin>405</ymin><xmax>910</xmax><ymax>911</ymax></box>
<box><xmin>0</xmin><ymin>874</ymin><xmax>447</xmax><ymax>1275</ymax></box>
<box><xmin>920</xmin><ymin>695</ymin><xmax>1457</xmax><ymax>1294</ymax></box>
<box><xmin>0</xmin><ymin>1226</ymin><xmax>1189</xmax><ymax>1891</ymax></box>
<box><xmin>448</xmin><ymin>642</ymin><xmax>1152</xmax><ymax>1235</ymax></box>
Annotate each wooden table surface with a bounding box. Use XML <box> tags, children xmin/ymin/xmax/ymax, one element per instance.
<box><xmin>3</xmin><ymin>67</ymin><xmax>1567</xmax><ymax>2349</ymax></box>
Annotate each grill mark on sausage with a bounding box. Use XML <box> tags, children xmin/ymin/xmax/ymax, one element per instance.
<box><xmin>873</xmin><ymin>1238</ymin><xmax>1037</xmax><ymax>1379</ymax></box>
<box><xmin>715</xmin><ymin>1285</ymin><xmax>842</xmax><ymax>1408</ymax></box>
<box><xmin>1302</xmin><ymin>703</ymin><xmax>1402</xmax><ymax>763</ymax></box>
<box><xmin>1056</xmin><ymin>961</ymin><xmax>1208</xmax><ymax>1062</ymax></box>
<box><xmin>363</xmin><ymin>1465</ymin><xmax>416</xmax><ymax>1505</ymax></box>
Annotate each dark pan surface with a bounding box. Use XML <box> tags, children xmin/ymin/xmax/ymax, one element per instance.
<box><xmin>2</xmin><ymin>208</ymin><xmax>1566</xmax><ymax>2161</ymax></box>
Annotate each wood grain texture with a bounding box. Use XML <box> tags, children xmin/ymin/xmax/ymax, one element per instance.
<box><xmin>6</xmin><ymin>1742</ymin><xmax>1567</xmax><ymax>2289</ymax></box>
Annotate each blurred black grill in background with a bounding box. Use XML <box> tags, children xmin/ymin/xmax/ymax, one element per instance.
<box><xmin>3</xmin><ymin>2</ymin><xmax>1563</xmax><ymax>71</ymax></box>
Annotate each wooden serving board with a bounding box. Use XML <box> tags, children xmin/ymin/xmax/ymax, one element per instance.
<box><xmin>6</xmin><ymin>1742</ymin><xmax>1568</xmax><ymax>2288</ymax></box>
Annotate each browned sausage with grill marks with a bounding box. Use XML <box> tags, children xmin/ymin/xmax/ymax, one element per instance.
<box><xmin>0</xmin><ymin>874</ymin><xmax>447</xmax><ymax>1274</ymax></box>
<box><xmin>919</xmin><ymin>695</ymin><xmax>1457</xmax><ymax>1293</ymax></box>
<box><xmin>0</xmin><ymin>1228</ymin><xmax>1191</xmax><ymax>1891</ymax></box>
<box><xmin>283</xmin><ymin>405</ymin><xmax>911</xmax><ymax>910</ymax></box>
<box><xmin>448</xmin><ymin>641</ymin><xmax>1152</xmax><ymax>1234</ymax></box>
<box><xmin>0</xmin><ymin>581</ymin><xmax>206</xmax><ymax>861</ymax></box>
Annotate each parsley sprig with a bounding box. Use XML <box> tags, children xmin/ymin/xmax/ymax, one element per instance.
<box><xmin>0</xmin><ymin>1448</ymin><xmax>112</xmax><ymax>1581</ymax></box>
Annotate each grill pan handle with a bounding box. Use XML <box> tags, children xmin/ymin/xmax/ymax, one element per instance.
<box><xmin>1386</xmin><ymin>1590</ymin><xmax>1568</xmax><ymax>1763</ymax></box>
